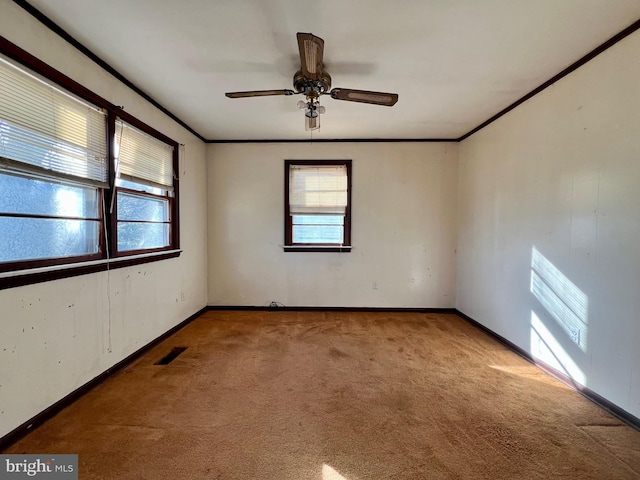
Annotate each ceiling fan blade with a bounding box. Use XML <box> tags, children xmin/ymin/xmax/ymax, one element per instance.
<box><xmin>330</xmin><ymin>88</ymin><xmax>398</xmax><ymax>106</ymax></box>
<box><xmin>225</xmin><ymin>89</ymin><xmax>295</xmax><ymax>98</ymax></box>
<box><xmin>297</xmin><ymin>32</ymin><xmax>324</xmax><ymax>81</ymax></box>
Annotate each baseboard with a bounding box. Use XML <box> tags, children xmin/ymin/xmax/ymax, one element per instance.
<box><xmin>207</xmin><ymin>305</ymin><xmax>458</xmax><ymax>313</ymax></box>
<box><xmin>454</xmin><ymin>309</ymin><xmax>640</xmax><ymax>432</ymax></box>
<box><xmin>0</xmin><ymin>306</ymin><xmax>208</xmax><ymax>452</ymax></box>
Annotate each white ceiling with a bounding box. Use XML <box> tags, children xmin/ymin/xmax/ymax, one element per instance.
<box><xmin>24</xmin><ymin>0</ymin><xmax>640</xmax><ymax>141</ymax></box>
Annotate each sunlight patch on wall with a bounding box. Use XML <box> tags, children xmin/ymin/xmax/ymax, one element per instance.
<box><xmin>531</xmin><ymin>247</ymin><xmax>588</xmax><ymax>351</ymax></box>
<box><xmin>530</xmin><ymin>311</ymin><xmax>586</xmax><ymax>385</ymax></box>
<box><xmin>323</xmin><ymin>464</ymin><xmax>349</xmax><ymax>480</ymax></box>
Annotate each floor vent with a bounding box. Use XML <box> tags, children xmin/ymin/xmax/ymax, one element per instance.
<box><xmin>154</xmin><ymin>346</ymin><xmax>187</xmax><ymax>365</ymax></box>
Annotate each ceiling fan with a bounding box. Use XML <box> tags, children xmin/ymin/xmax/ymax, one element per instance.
<box><xmin>225</xmin><ymin>32</ymin><xmax>399</xmax><ymax>131</ymax></box>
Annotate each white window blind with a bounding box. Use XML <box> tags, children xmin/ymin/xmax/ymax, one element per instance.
<box><xmin>115</xmin><ymin>119</ymin><xmax>174</xmax><ymax>190</ymax></box>
<box><xmin>0</xmin><ymin>56</ymin><xmax>108</xmax><ymax>185</ymax></box>
<box><xmin>289</xmin><ymin>164</ymin><xmax>348</xmax><ymax>215</ymax></box>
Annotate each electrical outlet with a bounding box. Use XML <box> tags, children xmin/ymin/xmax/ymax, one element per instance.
<box><xmin>180</xmin><ymin>291</ymin><xmax>186</xmax><ymax>302</ymax></box>
<box><xmin>372</xmin><ymin>281</ymin><xmax>378</xmax><ymax>290</ymax></box>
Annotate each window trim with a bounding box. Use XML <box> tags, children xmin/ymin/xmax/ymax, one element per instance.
<box><xmin>0</xmin><ymin>36</ymin><xmax>180</xmax><ymax>288</ymax></box>
<box><xmin>0</xmin><ymin>250</ymin><xmax>181</xmax><ymax>291</ymax></box>
<box><xmin>284</xmin><ymin>159</ymin><xmax>352</xmax><ymax>252</ymax></box>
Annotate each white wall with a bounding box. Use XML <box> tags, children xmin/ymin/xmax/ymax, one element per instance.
<box><xmin>208</xmin><ymin>142</ymin><xmax>458</xmax><ymax>308</ymax></box>
<box><xmin>0</xmin><ymin>2</ymin><xmax>208</xmax><ymax>438</ymax></box>
<box><xmin>457</xmin><ymin>30</ymin><xmax>640</xmax><ymax>418</ymax></box>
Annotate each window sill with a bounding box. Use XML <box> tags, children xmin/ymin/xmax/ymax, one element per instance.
<box><xmin>0</xmin><ymin>249</ymin><xmax>182</xmax><ymax>290</ymax></box>
<box><xmin>283</xmin><ymin>245</ymin><xmax>352</xmax><ymax>253</ymax></box>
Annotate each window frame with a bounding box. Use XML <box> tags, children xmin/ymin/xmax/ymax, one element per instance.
<box><xmin>113</xmin><ymin>185</ymin><xmax>173</xmax><ymax>256</ymax></box>
<box><xmin>0</xmin><ymin>170</ymin><xmax>106</xmax><ymax>271</ymax></box>
<box><xmin>0</xmin><ymin>37</ymin><xmax>180</xmax><ymax>289</ymax></box>
<box><xmin>284</xmin><ymin>159</ymin><xmax>352</xmax><ymax>252</ymax></box>
<box><xmin>110</xmin><ymin>111</ymin><xmax>179</xmax><ymax>258</ymax></box>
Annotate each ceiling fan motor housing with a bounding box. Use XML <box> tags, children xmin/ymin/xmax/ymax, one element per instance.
<box><xmin>293</xmin><ymin>69</ymin><xmax>332</xmax><ymax>98</ymax></box>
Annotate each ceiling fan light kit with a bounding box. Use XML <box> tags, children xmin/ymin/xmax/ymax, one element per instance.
<box><xmin>225</xmin><ymin>32</ymin><xmax>399</xmax><ymax>132</ymax></box>
<box><xmin>297</xmin><ymin>98</ymin><xmax>324</xmax><ymax>130</ymax></box>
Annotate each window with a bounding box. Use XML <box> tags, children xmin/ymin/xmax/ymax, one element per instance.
<box><xmin>113</xmin><ymin>119</ymin><xmax>176</xmax><ymax>255</ymax></box>
<box><xmin>0</xmin><ymin>172</ymin><xmax>102</xmax><ymax>265</ymax></box>
<box><xmin>0</xmin><ymin>40</ymin><xmax>180</xmax><ymax>286</ymax></box>
<box><xmin>0</xmin><ymin>55</ymin><xmax>107</xmax><ymax>270</ymax></box>
<box><xmin>284</xmin><ymin>160</ymin><xmax>352</xmax><ymax>252</ymax></box>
